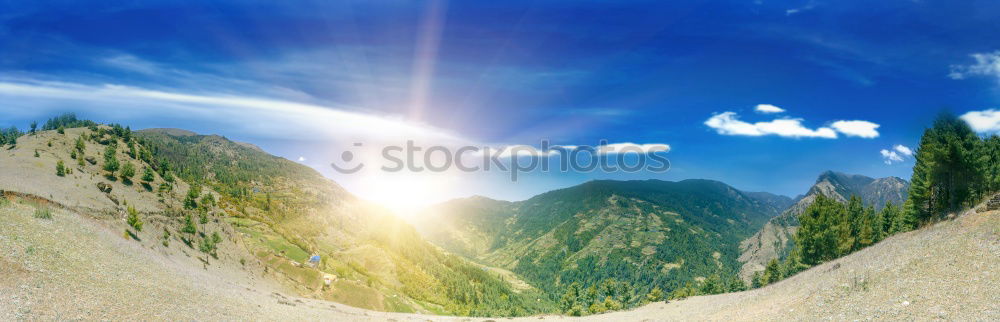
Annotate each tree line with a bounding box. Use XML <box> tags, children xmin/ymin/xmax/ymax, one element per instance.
<box><xmin>755</xmin><ymin>112</ymin><xmax>999</xmax><ymax>287</ymax></box>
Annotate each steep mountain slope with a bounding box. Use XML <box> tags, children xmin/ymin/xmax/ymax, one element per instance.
<box><xmin>4</xmin><ymin>184</ymin><xmax>995</xmax><ymax>321</ymax></box>
<box><xmin>738</xmin><ymin>171</ymin><xmax>909</xmax><ymax>280</ymax></box>
<box><xmin>0</xmin><ymin>123</ymin><xmax>553</xmax><ymax>318</ymax></box>
<box><xmin>413</xmin><ymin>179</ymin><xmax>791</xmax><ymax>305</ymax></box>
<box><xmin>134</xmin><ymin>128</ymin><xmax>553</xmax><ymax>316</ymax></box>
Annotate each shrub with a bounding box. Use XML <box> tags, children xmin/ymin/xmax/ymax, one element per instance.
<box><xmin>56</xmin><ymin>160</ymin><xmax>66</xmax><ymax>177</ymax></box>
<box><xmin>33</xmin><ymin>207</ymin><xmax>52</xmax><ymax>219</ymax></box>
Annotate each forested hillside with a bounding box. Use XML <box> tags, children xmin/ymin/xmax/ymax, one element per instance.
<box><xmin>738</xmin><ymin>171</ymin><xmax>909</xmax><ymax>279</ymax></box>
<box><xmin>414</xmin><ymin>179</ymin><xmax>791</xmax><ymax>315</ymax></box>
<box><xmin>0</xmin><ymin>115</ymin><xmax>555</xmax><ymax>317</ymax></box>
<box><xmin>752</xmin><ymin>112</ymin><xmax>1000</xmax><ymax>288</ymax></box>
<box><xmin>134</xmin><ymin>128</ymin><xmax>555</xmax><ymax>316</ymax></box>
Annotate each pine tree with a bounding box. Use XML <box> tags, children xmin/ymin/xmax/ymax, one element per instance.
<box><xmin>560</xmin><ymin>282</ymin><xmax>581</xmax><ymax>312</ymax></box>
<box><xmin>906</xmin><ymin>112</ymin><xmax>982</xmax><ymax>225</ymax></box>
<box><xmin>762</xmin><ymin>258</ymin><xmax>782</xmax><ymax>285</ymax></box>
<box><xmin>127</xmin><ymin>205</ymin><xmax>143</xmax><ymax>232</ymax></box>
<box><xmin>856</xmin><ymin>205</ymin><xmax>876</xmax><ymax>249</ymax></box>
<box><xmin>103</xmin><ymin>145</ymin><xmax>119</xmax><ymax>175</ymax></box>
<box><xmin>797</xmin><ymin>194</ymin><xmax>844</xmax><ymax>265</ymax></box>
<box><xmin>645</xmin><ymin>286</ymin><xmax>664</xmax><ymax>302</ymax></box>
<box><xmin>142</xmin><ymin>166</ymin><xmax>155</xmax><ymax>182</ymax></box>
<box><xmin>56</xmin><ymin>160</ymin><xmax>65</xmax><ymax>177</ymax></box>
<box><xmin>75</xmin><ymin>135</ymin><xmax>86</xmax><ymax>153</ymax></box>
<box><xmin>120</xmin><ymin>162</ymin><xmax>136</xmax><ymax>181</ymax></box>
<box><xmin>978</xmin><ymin>135</ymin><xmax>1000</xmax><ymax>194</ymax></box>
<box><xmin>29</xmin><ymin>121</ymin><xmax>37</xmax><ymax>134</ymax></box>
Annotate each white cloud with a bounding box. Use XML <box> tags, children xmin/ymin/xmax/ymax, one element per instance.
<box><xmin>755</xmin><ymin>104</ymin><xmax>786</xmax><ymax>114</ymax></box>
<box><xmin>785</xmin><ymin>1</ymin><xmax>818</xmax><ymax>16</ymax></box>
<box><xmin>949</xmin><ymin>51</ymin><xmax>1000</xmax><ymax>82</ymax></box>
<box><xmin>0</xmin><ymin>79</ymin><xmax>467</xmax><ymax>145</ymax></box>
<box><xmin>960</xmin><ymin>109</ymin><xmax>1000</xmax><ymax>133</ymax></box>
<box><xmin>893</xmin><ymin>144</ymin><xmax>913</xmax><ymax>156</ymax></box>
<box><xmin>489</xmin><ymin>145</ymin><xmax>559</xmax><ymax>158</ymax></box>
<box><xmin>830</xmin><ymin>120</ymin><xmax>881</xmax><ymax>138</ymax></box>
<box><xmin>705</xmin><ymin>112</ymin><xmax>837</xmax><ymax>138</ymax></box>
<box><xmin>880</xmin><ymin>144</ymin><xmax>913</xmax><ymax>165</ymax></box>
<box><xmin>880</xmin><ymin>149</ymin><xmax>904</xmax><ymax>165</ymax></box>
<box><xmin>297</xmin><ymin>156</ymin><xmax>307</xmax><ymax>162</ymax></box>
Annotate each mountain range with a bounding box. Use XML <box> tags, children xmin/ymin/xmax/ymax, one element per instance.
<box><xmin>737</xmin><ymin>171</ymin><xmax>909</xmax><ymax>279</ymax></box>
<box><xmin>412</xmin><ymin>179</ymin><xmax>795</xmax><ymax>300</ymax></box>
<box><xmin>0</xmin><ymin>120</ymin><xmax>917</xmax><ymax>318</ymax></box>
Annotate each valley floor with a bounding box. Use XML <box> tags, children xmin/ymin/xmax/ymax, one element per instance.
<box><xmin>1</xmin><ymin>201</ymin><xmax>997</xmax><ymax>321</ymax></box>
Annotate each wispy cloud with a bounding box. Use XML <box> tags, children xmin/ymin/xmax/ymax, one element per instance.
<box><xmin>880</xmin><ymin>144</ymin><xmax>913</xmax><ymax>165</ymax></box>
<box><xmin>755</xmin><ymin>104</ymin><xmax>786</xmax><ymax>114</ymax></box>
<box><xmin>949</xmin><ymin>51</ymin><xmax>1000</xmax><ymax>83</ymax></box>
<box><xmin>0</xmin><ymin>79</ymin><xmax>465</xmax><ymax>144</ymax></box>
<box><xmin>880</xmin><ymin>149</ymin><xmax>904</xmax><ymax>164</ymax></box>
<box><xmin>960</xmin><ymin>109</ymin><xmax>1000</xmax><ymax>133</ymax></box>
<box><xmin>785</xmin><ymin>1</ymin><xmax>818</xmax><ymax>16</ymax></box>
<box><xmin>102</xmin><ymin>54</ymin><xmax>161</xmax><ymax>75</ymax></box>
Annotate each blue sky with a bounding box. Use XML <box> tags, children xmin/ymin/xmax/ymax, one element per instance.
<box><xmin>3</xmin><ymin>1</ymin><xmax>1000</xmax><ymax>209</ymax></box>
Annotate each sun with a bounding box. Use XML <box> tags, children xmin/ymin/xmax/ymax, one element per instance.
<box><xmin>354</xmin><ymin>172</ymin><xmax>457</xmax><ymax>219</ymax></box>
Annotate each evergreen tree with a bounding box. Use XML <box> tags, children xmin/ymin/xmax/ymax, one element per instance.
<box><xmin>856</xmin><ymin>205</ymin><xmax>876</xmax><ymax>249</ymax></box>
<box><xmin>905</xmin><ymin>112</ymin><xmax>982</xmax><ymax>225</ymax></box>
<box><xmin>796</xmin><ymin>194</ymin><xmax>844</xmax><ymax>265</ymax></box>
<box><xmin>750</xmin><ymin>271</ymin><xmax>763</xmax><ymax>289</ymax></box>
<box><xmin>645</xmin><ymin>286</ymin><xmax>664</xmax><ymax>302</ymax></box>
<box><xmin>185</xmin><ymin>184</ymin><xmax>202</xmax><ymax>209</ymax></box>
<box><xmin>29</xmin><ymin>121</ymin><xmax>37</xmax><ymax>134</ymax></box>
<box><xmin>762</xmin><ymin>258</ymin><xmax>782</xmax><ymax>285</ymax></box>
<box><xmin>103</xmin><ymin>144</ymin><xmax>120</xmax><ymax>175</ymax></box>
<box><xmin>56</xmin><ymin>160</ymin><xmax>65</xmax><ymax>177</ymax></box>
<box><xmin>120</xmin><ymin>162</ymin><xmax>136</xmax><ymax>181</ymax></box>
<box><xmin>75</xmin><ymin>135</ymin><xmax>86</xmax><ymax>153</ymax></box>
<box><xmin>560</xmin><ymin>282</ymin><xmax>581</xmax><ymax>312</ymax></box>
<box><xmin>127</xmin><ymin>205</ymin><xmax>143</xmax><ymax>232</ymax></box>
<box><xmin>977</xmin><ymin>135</ymin><xmax>1000</xmax><ymax>194</ymax></box>
<box><xmin>142</xmin><ymin>166</ymin><xmax>156</xmax><ymax>182</ymax></box>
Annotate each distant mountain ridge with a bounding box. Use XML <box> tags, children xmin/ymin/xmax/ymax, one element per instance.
<box><xmin>413</xmin><ymin>179</ymin><xmax>792</xmax><ymax>305</ymax></box>
<box><xmin>738</xmin><ymin>171</ymin><xmax>909</xmax><ymax>280</ymax></box>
